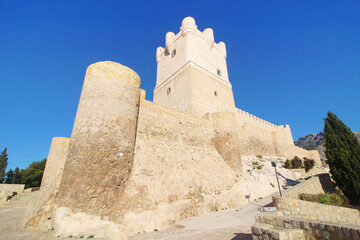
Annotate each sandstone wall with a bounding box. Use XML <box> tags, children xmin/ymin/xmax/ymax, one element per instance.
<box><xmin>56</xmin><ymin>61</ymin><xmax>140</xmax><ymax>222</ymax></box>
<box><xmin>126</xmin><ymin>99</ymin><xmax>239</xmax><ymax>206</ymax></box>
<box><xmin>41</xmin><ymin>137</ymin><xmax>70</xmax><ymax>188</ymax></box>
<box><xmin>117</xmin><ymin>99</ymin><xmax>248</xmax><ymax>235</ymax></box>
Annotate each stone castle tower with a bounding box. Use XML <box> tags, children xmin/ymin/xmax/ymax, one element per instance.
<box><xmin>30</xmin><ymin>16</ymin><xmax>321</xmax><ymax>239</ymax></box>
<box><xmin>154</xmin><ymin>17</ymin><xmax>235</xmax><ymax>117</ymax></box>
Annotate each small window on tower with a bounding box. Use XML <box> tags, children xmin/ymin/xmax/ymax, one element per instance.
<box><xmin>167</xmin><ymin>87</ymin><xmax>171</xmax><ymax>95</ymax></box>
<box><xmin>217</xmin><ymin>68</ymin><xmax>222</xmax><ymax>76</ymax></box>
<box><xmin>172</xmin><ymin>49</ymin><xmax>176</xmax><ymax>58</ymax></box>
<box><xmin>214</xmin><ymin>91</ymin><xmax>218</xmax><ymax>97</ymax></box>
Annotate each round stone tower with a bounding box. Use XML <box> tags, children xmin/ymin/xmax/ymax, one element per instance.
<box><xmin>57</xmin><ymin>61</ymin><xmax>140</xmax><ymax>221</ymax></box>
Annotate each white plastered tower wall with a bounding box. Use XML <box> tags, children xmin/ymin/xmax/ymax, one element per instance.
<box><xmin>154</xmin><ymin>17</ymin><xmax>235</xmax><ymax>116</ymax></box>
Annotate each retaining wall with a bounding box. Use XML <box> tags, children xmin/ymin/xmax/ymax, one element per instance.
<box><xmin>0</xmin><ymin>184</ymin><xmax>25</xmax><ymax>203</ymax></box>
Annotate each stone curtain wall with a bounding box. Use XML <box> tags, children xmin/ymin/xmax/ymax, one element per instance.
<box><xmin>235</xmin><ymin>108</ymin><xmax>280</xmax><ymax>131</ymax></box>
<box><xmin>57</xmin><ymin>61</ymin><xmax>140</xmax><ymax>222</ymax></box>
<box><xmin>129</xmin><ymin>99</ymin><xmax>239</xmax><ymax>204</ymax></box>
<box><xmin>41</xmin><ymin>137</ymin><xmax>70</xmax><ymax>188</ymax></box>
<box><xmin>114</xmin><ymin>99</ymin><xmax>248</xmax><ymax>234</ymax></box>
<box><xmin>273</xmin><ymin>196</ymin><xmax>360</xmax><ymax>225</ymax></box>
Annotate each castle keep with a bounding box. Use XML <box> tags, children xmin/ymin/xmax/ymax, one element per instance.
<box><xmin>32</xmin><ymin>17</ymin><xmax>320</xmax><ymax>239</ymax></box>
<box><xmin>154</xmin><ymin>17</ymin><xmax>235</xmax><ymax>116</ymax></box>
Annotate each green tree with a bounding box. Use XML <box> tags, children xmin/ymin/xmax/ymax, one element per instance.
<box><xmin>19</xmin><ymin>158</ymin><xmax>47</xmax><ymax>188</ymax></box>
<box><xmin>4</xmin><ymin>169</ymin><xmax>14</xmax><ymax>184</ymax></box>
<box><xmin>12</xmin><ymin>167</ymin><xmax>21</xmax><ymax>184</ymax></box>
<box><xmin>0</xmin><ymin>147</ymin><xmax>8</xmax><ymax>183</ymax></box>
<box><xmin>324</xmin><ymin>111</ymin><xmax>360</xmax><ymax>204</ymax></box>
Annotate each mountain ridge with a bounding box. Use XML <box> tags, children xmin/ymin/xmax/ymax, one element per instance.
<box><xmin>295</xmin><ymin>131</ymin><xmax>360</xmax><ymax>161</ymax></box>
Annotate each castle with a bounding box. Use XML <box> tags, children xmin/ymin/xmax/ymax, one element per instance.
<box><xmin>31</xmin><ymin>17</ymin><xmax>320</xmax><ymax>239</ymax></box>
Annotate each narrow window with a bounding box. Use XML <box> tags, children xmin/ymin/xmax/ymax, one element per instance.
<box><xmin>167</xmin><ymin>87</ymin><xmax>171</xmax><ymax>95</ymax></box>
<box><xmin>214</xmin><ymin>91</ymin><xmax>217</xmax><ymax>96</ymax></box>
<box><xmin>172</xmin><ymin>49</ymin><xmax>176</xmax><ymax>58</ymax></box>
<box><xmin>217</xmin><ymin>68</ymin><xmax>222</xmax><ymax>77</ymax></box>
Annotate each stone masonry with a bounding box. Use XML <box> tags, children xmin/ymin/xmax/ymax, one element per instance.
<box><xmin>30</xmin><ymin>17</ymin><xmax>322</xmax><ymax>239</ymax></box>
<box><xmin>56</xmin><ymin>62</ymin><xmax>141</xmax><ymax>221</ymax></box>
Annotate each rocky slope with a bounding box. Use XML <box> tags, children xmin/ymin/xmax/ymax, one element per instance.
<box><xmin>295</xmin><ymin>131</ymin><xmax>360</xmax><ymax>161</ymax></box>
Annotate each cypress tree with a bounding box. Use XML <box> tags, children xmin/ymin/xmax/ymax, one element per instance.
<box><xmin>13</xmin><ymin>167</ymin><xmax>21</xmax><ymax>184</ymax></box>
<box><xmin>4</xmin><ymin>169</ymin><xmax>14</xmax><ymax>184</ymax></box>
<box><xmin>0</xmin><ymin>147</ymin><xmax>8</xmax><ymax>183</ymax></box>
<box><xmin>324</xmin><ymin>111</ymin><xmax>360</xmax><ymax>204</ymax></box>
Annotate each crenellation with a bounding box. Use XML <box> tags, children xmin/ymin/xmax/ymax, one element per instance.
<box><xmin>235</xmin><ymin>107</ymin><xmax>281</xmax><ymax>131</ymax></box>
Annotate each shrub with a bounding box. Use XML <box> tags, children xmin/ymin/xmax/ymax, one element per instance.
<box><xmin>283</xmin><ymin>159</ymin><xmax>291</xmax><ymax>168</ymax></box>
<box><xmin>256</xmin><ymin>154</ymin><xmax>263</xmax><ymax>159</ymax></box>
<box><xmin>256</xmin><ymin>165</ymin><xmax>263</xmax><ymax>170</ymax></box>
<box><xmin>291</xmin><ymin>156</ymin><xmax>302</xmax><ymax>168</ymax></box>
<box><xmin>299</xmin><ymin>193</ymin><xmax>348</xmax><ymax>207</ymax></box>
<box><xmin>303</xmin><ymin>158</ymin><xmax>315</xmax><ymax>172</ymax></box>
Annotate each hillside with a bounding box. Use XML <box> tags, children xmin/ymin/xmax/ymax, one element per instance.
<box><xmin>295</xmin><ymin>131</ymin><xmax>360</xmax><ymax>161</ymax></box>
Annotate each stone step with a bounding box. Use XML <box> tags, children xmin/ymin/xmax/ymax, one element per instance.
<box><xmin>252</xmin><ymin>223</ymin><xmax>305</xmax><ymax>240</ymax></box>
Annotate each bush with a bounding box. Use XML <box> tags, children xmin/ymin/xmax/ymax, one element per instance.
<box><xmin>291</xmin><ymin>156</ymin><xmax>302</xmax><ymax>168</ymax></box>
<box><xmin>283</xmin><ymin>159</ymin><xmax>291</xmax><ymax>168</ymax></box>
<box><xmin>283</xmin><ymin>156</ymin><xmax>315</xmax><ymax>171</ymax></box>
<box><xmin>299</xmin><ymin>193</ymin><xmax>348</xmax><ymax>207</ymax></box>
<box><xmin>303</xmin><ymin>158</ymin><xmax>315</xmax><ymax>172</ymax></box>
<box><xmin>256</xmin><ymin>154</ymin><xmax>263</xmax><ymax>159</ymax></box>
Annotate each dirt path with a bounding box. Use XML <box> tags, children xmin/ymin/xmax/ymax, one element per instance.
<box><xmin>129</xmin><ymin>196</ymin><xmax>273</xmax><ymax>240</ymax></box>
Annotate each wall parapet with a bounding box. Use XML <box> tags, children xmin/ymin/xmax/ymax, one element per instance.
<box><xmin>235</xmin><ymin>108</ymin><xmax>285</xmax><ymax>131</ymax></box>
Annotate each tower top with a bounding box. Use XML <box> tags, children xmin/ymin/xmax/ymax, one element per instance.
<box><xmin>155</xmin><ymin>17</ymin><xmax>228</xmax><ymax>86</ymax></box>
<box><xmin>153</xmin><ymin>17</ymin><xmax>235</xmax><ymax>116</ymax></box>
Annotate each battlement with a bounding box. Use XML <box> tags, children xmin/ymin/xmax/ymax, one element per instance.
<box><xmin>156</xmin><ymin>17</ymin><xmax>227</xmax><ymax>62</ymax></box>
<box><xmin>235</xmin><ymin>108</ymin><xmax>290</xmax><ymax>132</ymax></box>
<box><xmin>155</xmin><ymin>17</ymin><xmax>230</xmax><ymax>87</ymax></box>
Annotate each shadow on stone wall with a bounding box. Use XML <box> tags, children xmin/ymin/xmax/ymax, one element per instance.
<box><xmin>317</xmin><ymin>173</ymin><xmax>337</xmax><ymax>194</ymax></box>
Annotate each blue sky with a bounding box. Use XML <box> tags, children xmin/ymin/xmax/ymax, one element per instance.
<box><xmin>1</xmin><ymin>0</ymin><xmax>359</xmax><ymax>170</ymax></box>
